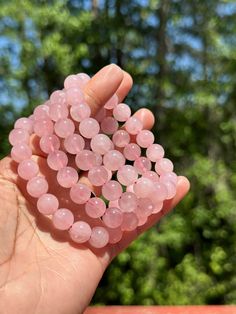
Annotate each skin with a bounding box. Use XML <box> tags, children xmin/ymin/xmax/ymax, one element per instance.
<box><xmin>0</xmin><ymin>64</ymin><xmax>190</xmax><ymax>314</ymax></box>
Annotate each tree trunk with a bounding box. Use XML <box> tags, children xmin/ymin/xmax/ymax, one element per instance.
<box><xmin>156</xmin><ymin>0</ymin><xmax>170</xmax><ymax>109</ymax></box>
<box><xmin>92</xmin><ymin>0</ymin><xmax>98</xmax><ymax>17</ymax></box>
<box><xmin>115</xmin><ymin>0</ymin><xmax>123</xmax><ymax>67</ymax></box>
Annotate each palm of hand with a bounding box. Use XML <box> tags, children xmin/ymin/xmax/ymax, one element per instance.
<box><xmin>0</xmin><ymin>65</ymin><xmax>189</xmax><ymax>314</ymax></box>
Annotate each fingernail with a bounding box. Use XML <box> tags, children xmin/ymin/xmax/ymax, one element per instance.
<box><xmin>100</xmin><ymin>64</ymin><xmax>123</xmax><ymax>79</ymax></box>
<box><xmin>177</xmin><ymin>176</ymin><xmax>191</xmax><ymax>191</ymax></box>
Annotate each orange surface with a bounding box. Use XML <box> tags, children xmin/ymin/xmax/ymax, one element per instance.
<box><xmin>84</xmin><ymin>306</ymin><xmax>236</xmax><ymax>314</ymax></box>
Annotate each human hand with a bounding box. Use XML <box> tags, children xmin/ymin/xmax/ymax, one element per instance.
<box><xmin>0</xmin><ymin>64</ymin><xmax>190</xmax><ymax>314</ymax></box>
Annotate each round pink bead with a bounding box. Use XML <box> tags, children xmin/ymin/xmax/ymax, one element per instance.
<box><xmin>40</xmin><ymin>134</ymin><xmax>60</xmax><ymax>154</ymax></box>
<box><xmin>70</xmin><ymin>183</ymin><xmax>91</xmax><ymax>204</ymax></box>
<box><xmin>146</xmin><ymin>144</ymin><xmax>165</xmax><ymax>162</ymax></box>
<box><xmin>69</xmin><ymin>221</ymin><xmax>92</xmax><ymax>244</ymax></box>
<box><xmin>75</xmin><ymin>150</ymin><xmax>97</xmax><ymax>171</ymax></box>
<box><xmin>9</xmin><ymin>128</ymin><xmax>30</xmax><ymax>146</ymax></box>
<box><xmin>89</xmin><ymin>226</ymin><xmax>109</xmax><ymax>248</ymax></box>
<box><xmin>118</xmin><ymin>192</ymin><xmax>138</xmax><ymax>212</ymax></box>
<box><xmin>26</xmin><ymin>176</ymin><xmax>49</xmax><ymax>198</ymax></box>
<box><xmin>76</xmin><ymin>73</ymin><xmax>90</xmax><ymax>87</ymax></box>
<box><xmin>47</xmin><ymin>150</ymin><xmax>68</xmax><ymax>171</ymax></box>
<box><xmin>163</xmin><ymin>181</ymin><xmax>177</xmax><ymax>199</ymax></box>
<box><xmin>18</xmin><ymin>159</ymin><xmax>39</xmax><ymax>180</ymax></box>
<box><xmin>134</xmin><ymin>157</ymin><xmax>152</xmax><ymax>174</ymax></box>
<box><xmin>112</xmin><ymin>130</ymin><xmax>130</xmax><ymax>148</ymax></box>
<box><xmin>152</xmin><ymin>202</ymin><xmax>164</xmax><ymax>214</ymax></box>
<box><xmin>159</xmin><ymin>172</ymin><xmax>178</xmax><ymax>184</ymax></box>
<box><xmin>14</xmin><ymin>117</ymin><xmax>33</xmax><ymax>134</ymax></box>
<box><xmin>66</xmin><ymin>87</ymin><xmax>85</xmax><ymax>105</ymax></box>
<box><xmin>88</xmin><ymin>166</ymin><xmax>108</xmax><ymax>186</ymax></box>
<box><xmin>123</xmin><ymin>143</ymin><xmax>141</xmax><ymax>161</ymax></box>
<box><xmin>117</xmin><ymin>165</ymin><xmax>138</xmax><ymax>186</ymax></box>
<box><xmin>64</xmin><ymin>74</ymin><xmax>81</xmax><ymax>89</ymax></box>
<box><xmin>136</xmin><ymin>130</ymin><xmax>155</xmax><ymax>148</ymax></box>
<box><xmin>37</xmin><ymin>193</ymin><xmax>59</xmax><ymax>215</ymax></box>
<box><xmin>34</xmin><ymin>119</ymin><xmax>54</xmax><ymax>137</ymax></box>
<box><xmin>70</xmin><ymin>103</ymin><xmax>91</xmax><ymax>122</ymax></box>
<box><xmin>29</xmin><ymin>114</ymin><xmax>35</xmax><ymax>121</ymax></box>
<box><xmin>103</xmin><ymin>207</ymin><xmax>123</xmax><ymax>229</ymax></box>
<box><xmin>103</xmin><ymin>150</ymin><xmax>125</xmax><ymax>171</ymax></box>
<box><xmin>33</xmin><ymin>104</ymin><xmax>49</xmax><ymax>120</ymax></box>
<box><xmin>90</xmin><ymin>134</ymin><xmax>113</xmax><ymax>155</ymax></box>
<box><xmin>137</xmin><ymin>198</ymin><xmax>154</xmax><ymax>217</ymax></box>
<box><xmin>49</xmin><ymin>102</ymin><xmax>69</xmax><ymax>122</ymax></box>
<box><xmin>57</xmin><ymin>167</ymin><xmax>79</xmax><ymax>188</ymax></box>
<box><xmin>85</xmin><ymin>197</ymin><xmax>106</xmax><ymax>218</ymax></box>
<box><xmin>79</xmin><ymin>118</ymin><xmax>100</xmax><ymax>139</ymax></box>
<box><xmin>11</xmin><ymin>143</ymin><xmax>32</xmax><ymax>163</ymax></box>
<box><xmin>107</xmin><ymin>227</ymin><xmax>123</xmax><ymax>244</ymax></box>
<box><xmin>50</xmin><ymin>90</ymin><xmax>66</xmax><ymax>106</ymax></box>
<box><xmin>101</xmin><ymin>117</ymin><xmax>118</xmax><ymax>135</ymax></box>
<box><xmin>102</xmin><ymin>180</ymin><xmax>122</xmax><ymax>201</ymax></box>
<box><xmin>143</xmin><ymin>171</ymin><xmax>159</xmax><ymax>182</ymax></box>
<box><xmin>54</xmin><ymin>118</ymin><xmax>75</xmax><ymax>138</ymax></box>
<box><xmin>104</xmin><ymin>94</ymin><xmax>118</xmax><ymax>109</ymax></box>
<box><xmin>137</xmin><ymin>215</ymin><xmax>148</xmax><ymax>227</ymax></box>
<box><xmin>155</xmin><ymin>158</ymin><xmax>174</xmax><ymax>174</ymax></box>
<box><xmin>133</xmin><ymin>177</ymin><xmax>155</xmax><ymax>198</ymax></box>
<box><xmin>125</xmin><ymin>116</ymin><xmax>143</xmax><ymax>135</ymax></box>
<box><xmin>150</xmin><ymin>183</ymin><xmax>168</xmax><ymax>202</ymax></box>
<box><xmin>64</xmin><ymin>134</ymin><xmax>85</xmax><ymax>154</ymax></box>
<box><xmin>121</xmin><ymin>212</ymin><xmax>138</xmax><ymax>231</ymax></box>
<box><xmin>113</xmin><ymin>103</ymin><xmax>131</xmax><ymax>122</ymax></box>
<box><xmin>53</xmin><ymin>208</ymin><xmax>74</xmax><ymax>230</ymax></box>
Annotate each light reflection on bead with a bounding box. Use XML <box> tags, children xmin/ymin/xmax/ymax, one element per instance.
<box><xmin>69</xmin><ymin>221</ymin><xmax>92</xmax><ymax>243</ymax></box>
<box><xmin>47</xmin><ymin>150</ymin><xmax>68</xmax><ymax>171</ymax></box>
<box><xmin>18</xmin><ymin>159</ymin><xmax>39</xmax><ymax>180</ymax></box>
<box><xmin>37</xmin><ymin>193</ymin><xmax>59</xmax><ymax>215</ymax></box>
<box><xmin>11</xmin><ymin>143</ymin><xmax>32</xmax><ymax>162</ymax></box>
<box><xmin>26</xmin><ymin>176</ymin><xmax>49</xmax><ymax>198</ymax></box>
<box><xmin>53</xmin><ymin>208</ymin><xmax>74</xmax><ymax>230</ymax></box>
<box><xmin>9</xmin><ymin>129</ymin><xmax>30</xmax><ymax>146</ymax></box>
<box><xmin>40</xmin><ymin>134</ymin><xmax>60</xmax><ymax>154</ymax></box>
<box><xmin>70</xmin><ymin>183</ymin><xmax>91</xmax><ymax>204</ymax></box>
<box><xmin>89</xmin><ymin>226</ymin><xmax>109</xmax><ymax>248</ymax></box>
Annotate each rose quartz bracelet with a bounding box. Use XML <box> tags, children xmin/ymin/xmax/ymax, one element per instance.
<box><xmin>9</xmin><ymin>72</ymin><xmax>178</xmax><ymax>249</ymax></box>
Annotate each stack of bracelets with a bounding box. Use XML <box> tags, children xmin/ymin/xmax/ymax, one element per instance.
<box><xmin>8</xmin><ymin>72</ymin><xmax>178</xmax><ymax>249</ymax></box>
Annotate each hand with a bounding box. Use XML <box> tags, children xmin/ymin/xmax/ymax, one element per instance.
<box><xmin>0</xmin><ymin>64</ymin><xmax>190</xmax><ymax>314</ymax></box>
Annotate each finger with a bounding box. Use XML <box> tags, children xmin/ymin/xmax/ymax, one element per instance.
<box><xmin>84</xmin><ymin>64</ymin><xmax>124</xmax><ymax>116</ymax></box>
<box><xmin>17</xmin><ymin>66</ymin><xmax>130</xmax><ymax>158</ymax></box>
<box><xmin>94</xmin><ymin>70</ymin><xmax>134</xmax><ymax>121</ymax></box>
<box><xmin>116</xmin><ymin>71</ymin><xmax>133</xmax><ymax>102</ymax></box>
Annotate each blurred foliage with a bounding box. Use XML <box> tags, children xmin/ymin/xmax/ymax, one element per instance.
<box><xmin>1</xmin><ymin>0</ymin><xmax>236</xmax><ymax>305</ymax></box>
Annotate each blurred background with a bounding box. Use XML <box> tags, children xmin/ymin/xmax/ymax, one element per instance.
<box><xmin>0</xmin><ymin>0</ymin><xmax>236</xmax><ymax>306</ymax></box>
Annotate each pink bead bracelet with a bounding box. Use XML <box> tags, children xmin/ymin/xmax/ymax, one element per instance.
<box><xmin>9</xmin><ymin>72</ymin><xmax>178</xmax><ymax>249</ymax></box>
